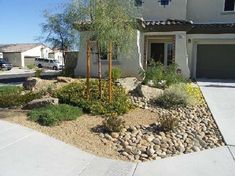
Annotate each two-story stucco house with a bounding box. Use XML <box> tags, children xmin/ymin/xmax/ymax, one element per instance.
<box><xmin>75</xmin><ymin>0</ymin><xmax>235</xmax><ymax>79</ymax></box>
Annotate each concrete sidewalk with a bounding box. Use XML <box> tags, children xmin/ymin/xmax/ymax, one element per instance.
<box><xmin>198</xmin><ymin>80</ymin><xmax>235</xmax><ymax>146</ymax></box>
<box><xmin>0</xmin><ymin>120</ymin><xmax>235</xmax><ymax>176</ymax></box>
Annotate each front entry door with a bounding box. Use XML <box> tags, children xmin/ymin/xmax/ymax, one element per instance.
<box><xmin>150</xmin><ymin>43</ymin><xmax>164</xmax><ymax>64</ymax></box>
<box><xmin>150</xmin><ymin>43</ymin><xmax>173</xmax><ymax>66</ymax></box>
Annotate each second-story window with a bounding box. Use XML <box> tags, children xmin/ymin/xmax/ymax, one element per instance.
<box><xmin>224</xmin><ymin>0</ymin><xmax>235</xmax><ymax>11</ymax></box>
<box><xmin>159</xmin><ymin>0</ymin><xmax>171</xmax><ymax>7</ymax></box>
<box><xmin>135</xmin><ymin>0</ymin><xmax>143</xmax><ymax>7</ymax></box>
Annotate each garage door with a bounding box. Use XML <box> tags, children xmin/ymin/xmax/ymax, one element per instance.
<box><xmin>197</xmin><ymin>44</ymin><xmax>235</xmax><ymax>79</ymax></box>
<box><xmin>24</xmin><ymin>56</ymin><xmax>35</xmax><ymax>66</ymax></box>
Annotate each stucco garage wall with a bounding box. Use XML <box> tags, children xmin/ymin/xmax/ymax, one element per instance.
<box><xmin>3</xmin><ymin>52</ymin><xmax>22</xmax><ymax>67</ymax></box>
<box><xmin>187</xmin><ymin>34</ymin><xmax>235</xmax><ymax>78</ymax></box>
<box><xmin>75</xmin><ymin>31</ymin><xmax>143</xmax><ymax>78</ymax></box>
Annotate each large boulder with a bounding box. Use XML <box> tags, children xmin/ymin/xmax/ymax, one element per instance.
<box><xmin>57</xmin><ymin>76</ymin><xmax>75</xmax><ymax>83</ymax></box>
<box><xmin>23</xmin><ymin>77</ymin><xmax>57</xmax><ymax>92</ymax></box>
<box><xmin>23</xmin><ymin>97</ymin><xmax>59</xmax><ymax>110</ymax></box>
<box><xmin>23</xmin><ymin>77</ymin><xmax>39</xmax><ymax>90</ymax></box>
<box><xmin>116</xmin><ymin>77</ymin><xmax>141</xmax><ymax>93</ymax></box>
<box><xmin>136</xmin><ymin>85</ymin><xmax>164</xmax><ymax>100</ymax></box>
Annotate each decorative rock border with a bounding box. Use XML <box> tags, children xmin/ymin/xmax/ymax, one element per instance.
<box><xmin>100</xmin><ymin>103</ymin><xmax>224</xmax><ymax>162</ymax></box>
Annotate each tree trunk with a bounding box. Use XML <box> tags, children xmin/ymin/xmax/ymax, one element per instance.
<box><xmin>86</xmin><ymin>40</ymin><xmax>91</xmax><ymax>100</ymax></box>
<box><xmin>96</xmin><ymin>41</ymin><xmax>102</xmax><ymax>99</ymax></box>
<box><xmin>108</xmin><ymin>41</ymin><xmax>112</xmax><ymax>103</ymax></box>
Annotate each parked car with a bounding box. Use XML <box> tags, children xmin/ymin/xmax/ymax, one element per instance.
<box><xmin>35</xmin><ymin>58</ymin><xmax>64</xmax><ymax>70</ymax></box>
<box><xmin>0</xmin><ymin>58</ymin><xmax>13</xmax><ymax>70</ymax></box>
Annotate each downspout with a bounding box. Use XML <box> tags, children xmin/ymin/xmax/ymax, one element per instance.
<box><xmin>137</xmin><ymin>30</ymin><xmax>144</xmax><ymax>72</ymax></box>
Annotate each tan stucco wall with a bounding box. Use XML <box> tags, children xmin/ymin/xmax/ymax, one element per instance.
<box><xmin>3</xmin><ymin>53</ymin><xmax>22</xmax><ymax>67</ymax></box>
<box><xmin>74</xmin><ymin>31</ymin><xmax>143</xmax><ymax>78</ymax></box>
<box><xmin>187</xmin><ymin>0</ymin><xmax>235</xmax><ymax>23</ymax></box>
<box><xmin>140</xmin><ymin>0</ymin><xmax>187</xmax><ymax>21</ymax></box>
<box><xmin>187</xmin><ymin>34</ymin><xmax>235</xmax><ymax>78</ymax></box>
<box><xmin>139</xmin><ymin>0</ymin><xmax>235</xmax><ymax>23</ymax></box>
<box><xmin>75</xmin><ymin>31</ymin><xmax>191</xmax><ymax>79</ymax></box>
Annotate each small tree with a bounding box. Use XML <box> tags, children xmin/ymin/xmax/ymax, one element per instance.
<box><xmin>39</xmin><ymin>4</ymin><xmax>79</xmax><ymax>63</ymax></box>
<box><xmin>73</xmin><ymin>0</ymin><xmax>139</xmax><ymax>102</ymax></box>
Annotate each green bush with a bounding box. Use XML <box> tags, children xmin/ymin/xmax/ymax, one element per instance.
<box><xmin>0</xmin><ymin>86</ymin><xmax>42</xmax><ymax>108</ymax></box>
<box><xmin>0</xmin><ymin>86</ymin><xmax>22</xmax><ymax>94</ymax></box>
<box><xmin>54</xmin><ymin>80</ymin><xmax>132</xmax><ymax>116</ymax></box>
<box><xmin>35</xmin><ymin>69</ymin><xmax>42</xmax><ymax>78</ymax></box>
<box><xmin>27</xmin><ymin>64</ymin><xmax>35</xmax><ymax>69</ymax></box>
<box><xmin>141</xmin><ymin>62</ymin><xmax>186</xmax><ymax>89</ymax></box>
<box><xmin>156</xmin><ymin>84</ymin><xmax>193</xmax><ymax>108</ymax></box>
<box><xmin>28</xmin><ymin>104</ymin><xmax>83</xmax><ymax>126</ymax></box>
<box><xmin>159</xmin><ymin>115</ymin><xmax>179</xmax><ymax>132</ymax></box>
<box><xmin>105</xmin><ymin>67</ymin><xmax>122</xmax><ymax>82</ymax></box>
<box><xmin>60</xmin><ymin>67</ymin><xmax>74</xmax><ymax>77</ymax></box>
<box><xmin>103</xmin><ymin>116</ymin><xmax>125</xmax><ymax>133</ymax></box>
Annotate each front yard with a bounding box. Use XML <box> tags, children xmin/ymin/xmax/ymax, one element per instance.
<box><xmin>0</xmin><ymin>66</ymin><xmax>225</xmax><ymax>162</ymax></box>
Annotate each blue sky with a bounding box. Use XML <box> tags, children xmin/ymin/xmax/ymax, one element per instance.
<box><xmin>0</xmin><ymin>0</ymin><xmax>68</xmax><ymax>44</ymax></box>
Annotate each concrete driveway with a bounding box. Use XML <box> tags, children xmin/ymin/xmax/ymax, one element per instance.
<box><xmin>198</xmin><ymin>80</ymin><xmax>235</xmax><ymax>146</ymax></box>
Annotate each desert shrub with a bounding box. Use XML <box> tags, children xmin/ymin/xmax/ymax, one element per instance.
<box><xmin>20</xmin><ymin>91</ymin><xmax>43</xmax><ymax>104</ymax></box>
<box><xmin>164</xmin><ymin>64</ymin><xmax>186</xmax><ymax>86</ymax></box>
<box><xmin>54</xmin><ymin>80</ymin><xmax>132</xmax><ymax>116</ymax></box>
<box><xmin>156</xmin><ymin>84</ymin><xmax>192</xmax><ymax>108</ymax></box>
<box><xmin>60</xmin><ymin>67</ymin><xmax>74</xmax><ymax>77</ymax></box>
<box><xmin>141</xmin><ymin>62</ymin><xmax>164</xmax><ymax>87</ymax></box>
<box><xmin>103</xmin><ymin>116</ymin><xmax>125</xmax><ymax>132</ymax></box>
<box><xmin>183</xmin><ymin>83</ymin><xmax>203</xmax><ymax>104</ymax></box>
<box><xmin>105</xmin><ymin>67</ymin><xmax>122</xmax><ymax>82</ymax></box>
<box><xmin>159</xmin><ymin>115</ymin><xmax>179</xmax><ymax>132</ymax></box>
<box><xmin>28</xmin><ymin>104</ymin><xmax>83</xmax><ymax>126</ymax></box>
<box><xmin>141</xmin><ymin>62</ymin><xmax>186</xmax><ymax>89</ymax></box>
<box><xmin>27</xmin><ymin>64</ymin><xmax>35</xmax><ymax>69</ymax></box>
<box><xmin>35</xmin><ymin>69</ymin><xmax>42</xmax><ymax>78</ymax></box>
<box><xmin>0</xmin><ymin>86</ymin><xmax>22</xmax><ymax>94</ymax></box>
<box><xmin>0</xmin><ymin>86</ymin><xmax>42</xmax><ymax>108</ymax></box>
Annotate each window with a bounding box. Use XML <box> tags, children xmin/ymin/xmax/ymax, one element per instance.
<box><xmin>224</xmin><ymin>0</ymin><xmax>235</xmax><ymax>11</ymax></box>
<box><xmin>135</xmin><ymin>0</ymin><xmax>143</xmax><ymax>7</ymax></box>
<box><xmin>159</xmin><ymin>0</ymin><xmax>171</xmax><ymax>7</ymax></box>
<box><xmin>100</xmin><ymin>46</ymin><xmax>118</xmax><ymax>61</ymax></box>
<box><xmin>149</xmin><ymin>42</ymin><xmax>174</xmax><ymax>67</ymax></box>
<box><xmin>167</xmin><ymin>43</ymin><xmax>173</xmax><ymax>65</ymax></box>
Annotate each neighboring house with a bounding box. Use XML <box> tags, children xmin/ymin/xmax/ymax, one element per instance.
<box><xmin>75</xmin><ymin>0</ymin><xmax>235</xmax><ymax>79</ymax></box>
<box><xmin>0</xmin><ymin>43</ymin><xmax>63</xmax><ymax>68</ymax></box>
<box><xmin>0</xmin><ymin>52</ymin><xmax>3</xmax><ymax>58</ymax></box>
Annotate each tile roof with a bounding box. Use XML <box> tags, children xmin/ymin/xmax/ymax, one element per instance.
<box><xmin>142</xmin><ymin>19</ymin><xmax>193</xmax><ymax>26</ymax></box>
<box><xmin>0</xmin><ymin>43</ymin><xmax>43</xmax><ymax>53</ymax></box>
<box><xmin>189</xmin><ymin>23</ymin><xmax>235</xmax><ymax>34</ymax></box>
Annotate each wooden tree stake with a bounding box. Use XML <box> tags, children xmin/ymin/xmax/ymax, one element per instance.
<box><xmin>108</xmin><ymin>41</ymin><xmax>112</xmax><ymax>103</ymax></box>
<box><xmin>97</xmin><ymin>41</ymin><xmax>102</xmax><ymax>99</ymax></box>
<box><xmin>86</xmin><ymin>40</ymin><xmax>91</xmax><ymax>100</ymax></box>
